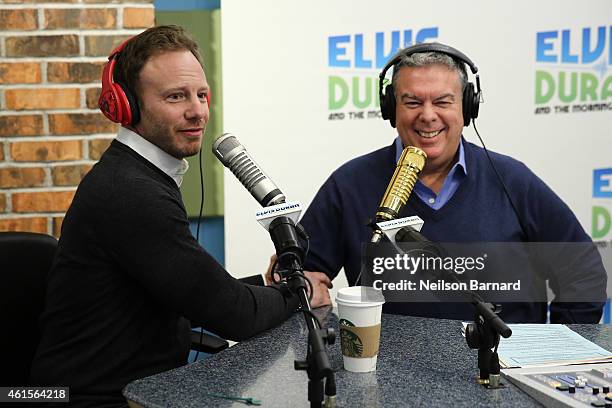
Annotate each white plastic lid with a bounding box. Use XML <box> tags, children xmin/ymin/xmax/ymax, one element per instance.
<box><xmin>336</xmin><ymin>286</ymin><xmax>385</xmax><ymax>305</ymax></box>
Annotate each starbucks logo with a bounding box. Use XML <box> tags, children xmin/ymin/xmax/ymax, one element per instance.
<box><xmin>340</xmin><ymin>319</ymin><xmax>363</xmax><ymax>357</ymax></box>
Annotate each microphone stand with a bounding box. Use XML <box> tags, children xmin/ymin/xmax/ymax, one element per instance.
<box><xmin>269</xmin><ymin>216</ymin><xmax>337</xmax><ymax>408</ymax></box>
<box><xmin>465</xmin><ymin>300</ymin><xmax>511</xmax><ymax>388</ymax></box>
<box><xmin>390</xmin><ymin>226</ymin><xmax>512</xmax><ymax>388</ymax></box>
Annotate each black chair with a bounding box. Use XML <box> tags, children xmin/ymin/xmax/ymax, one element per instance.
<box><xmin>189</xmin><ymin>275</ymin><xmax>264</xmax><ymax>355</ymax></box>
<box><xmin>0</xmin><ymin>231</ymin><xmax>58</xmax><ymax>386</ymax></box>
<box><xmin>190</xmin><ymin>329</ymin><xmax>229</xmax><ymax>354</ymax></box>
<box><xmin>0</xmin><ymin>231</ymin><xmax>257</xmax><ymax>374</ymax></box>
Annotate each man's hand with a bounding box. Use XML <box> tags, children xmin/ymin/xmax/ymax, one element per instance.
<box><xmin>265</xmin><ymin>254</ymin><xmax>333</xmax><ymax>308</ymax></box>
<box><xmin>264</xmin><ymin>254</ymin><xmax>279</xmax><ymax>286</ymax></box>
<box><xmin>306</xmin><ymin>271</ymin><xmax>333</xmax><ymax>308</ymax></box>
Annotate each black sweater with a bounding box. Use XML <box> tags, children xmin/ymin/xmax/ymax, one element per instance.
<box><xmin>30</xmin><ymin>140</ymin><xmax>298</xmax><ymax>407</ymax></box>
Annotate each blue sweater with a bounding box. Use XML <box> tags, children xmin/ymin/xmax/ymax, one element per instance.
<box><xmin>300</xmin><ymin>140</ymin><xmax>606</xmax><ymax>323</ymax></box>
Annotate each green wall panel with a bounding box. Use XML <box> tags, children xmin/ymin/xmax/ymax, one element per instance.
<box><xmin>156</xmin><ymin>10</ymin><xmax>224</xmax><ymax>217</ymax></box>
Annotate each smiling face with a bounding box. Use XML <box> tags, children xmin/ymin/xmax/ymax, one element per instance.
<box><xmin>133</xmin><ymin>50</ymin><xmax>209</xmax><ymax>159</ymax></box>
<box><xmin>394</xmin><ymin>64</ymin><xmax>464</xmax><ymax>174</ymax></box>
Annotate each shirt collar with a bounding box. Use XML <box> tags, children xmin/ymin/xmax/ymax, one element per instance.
<box><xmin>393</xmin><ymin>136</ymin><xmax>467</xmax><ymax>175</ymax></box>
<box><xmin>116</xmin><ymin>127</ymin><xmax>189</xmax><ymax>187</ymax></box>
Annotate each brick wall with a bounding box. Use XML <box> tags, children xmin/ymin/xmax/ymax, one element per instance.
<box><xmin>0</xmin><ymin>0</ymin><xmax>154</xmax><ymax>236</ymax></box>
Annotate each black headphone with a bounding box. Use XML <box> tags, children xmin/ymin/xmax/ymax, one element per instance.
<box><xmin>379</xmin><ymin>42</ymin><xmax>482</xmax><ymax>128</ymax></box>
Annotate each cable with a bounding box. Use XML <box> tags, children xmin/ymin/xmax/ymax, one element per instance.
<box><xmin>202</xmin><ymin>392</ymin><xmax>261</xmax><ymax>405</ymax></box>
<box><xmin>193</xmin><ymin>147</ymin><xmax>206</xmax><ymax>363</ymax></box>
<box><xmin>195</xmin><ymin>147</ymin><xmax>205</xmax><ymax>242</ymax></box>
<box><xmin>272</xmin><ymin>259</ymin><xmax>315</xmax><ymax>303</ymax></box>
<box><xmin>269</xmin><ymin>234</ymin><xmax>315</xmax><ymax>301</ymax></box>
<box><xmin>304</xmin><ymin>234</ymin><xmax>310</xmax><ymax>261</ymax></box>
<box><xmin>472</xmin><ymin>119</ymin><xmax>529</xmax><ymax>240</ymax></box>
<box><xmin>473</xmin><ymin>120</ymin><xmax>580</xmax><ymax>322</ymax></box>
<box><xmin>299</xmin><ymin>308</ymin><xmax>323</xmax><ymax>330</ymax></box>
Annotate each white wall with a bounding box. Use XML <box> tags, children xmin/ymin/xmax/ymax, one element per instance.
<box><xmin>220</xmin><ymin>0</ymin><xmax>612</xmax><ymax>288</ymax></box>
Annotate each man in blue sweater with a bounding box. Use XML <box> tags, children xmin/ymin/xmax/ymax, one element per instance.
<box><xmin>298</xmin><ymin>43</ymin><xmax>606</xmax><ymax>323</ymax></box>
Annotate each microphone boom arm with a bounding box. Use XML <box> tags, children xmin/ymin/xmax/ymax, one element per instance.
<box><xmin>394</xmin><ymin>225</ymin><xmax>511</xmax><ymax>388</ymax></box>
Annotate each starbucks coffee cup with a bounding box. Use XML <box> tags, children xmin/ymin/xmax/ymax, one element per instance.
<box><xmin>336</xmin><ymin>286</ymin><xmax>385</xmax><ymax>373</ymax></box>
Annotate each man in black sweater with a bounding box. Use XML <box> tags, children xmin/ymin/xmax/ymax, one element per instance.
<box><xmin>30</xmin><ymin>25</ymin><xmax>322</xmax><ymax>407</ymax></box>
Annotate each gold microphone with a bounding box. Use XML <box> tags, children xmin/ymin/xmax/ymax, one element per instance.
<box><xmin>371</xmin><ymin>146</ymin><xmax>427</xmax><ymax>243</ymax></box>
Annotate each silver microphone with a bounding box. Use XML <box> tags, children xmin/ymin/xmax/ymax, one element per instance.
<box><xmin>212</xmin><ymin>133</ymin><xmax>286</xmax><ymax>207</ymax></box>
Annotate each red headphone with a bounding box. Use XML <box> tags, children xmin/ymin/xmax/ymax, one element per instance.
<box><xmin>98</xmin><ymin>39</ymin><xmax>211</xmax><ymax>126</ymax></box>
<box><xmin>99</xmin><ymin>40</ymin><xmax>140</xmax><ymax>126</ymax></box>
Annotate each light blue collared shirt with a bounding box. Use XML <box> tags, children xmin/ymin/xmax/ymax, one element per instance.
<box><xmin>394</xmin><ymin>136</ymin><xmax>467</xmax><ymax>210</ymax></box>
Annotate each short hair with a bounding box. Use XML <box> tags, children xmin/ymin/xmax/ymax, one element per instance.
<box><xmin>391</xmin><ymin>51</ymin><xmax>468</xmax><ymax>96</ymax></box>
<box><xmin>114</xmin><ymin>25</ymin><xmax>203</xmax><ymax>98</ymax></box>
